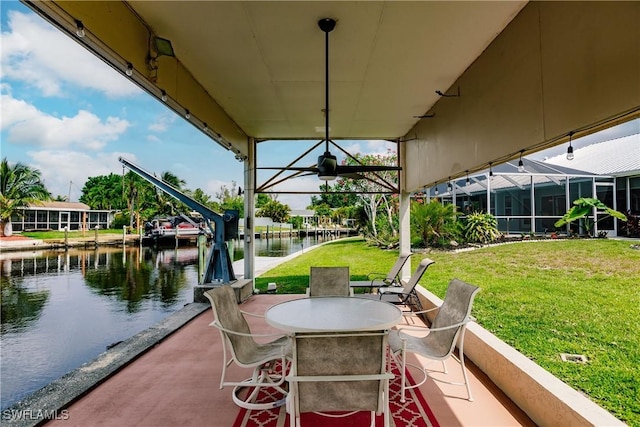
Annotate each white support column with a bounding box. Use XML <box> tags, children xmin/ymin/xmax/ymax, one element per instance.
<box><xmin>530</xmin><ymin>175</ymin><xmax>536</xmax><ymax>234</ymax></box>
<box><xmin>399</xmin><ymin>191</ymin><xmax>411</xmax><ymax>281</ymax></box>
<box><xmin>565</xmin><ymin>176</ymin><xmax>571</xmax><ymax>234</ymax></box>
<box><xmin>244</xmin><ymin>138</ymin><xmax>256</xmax><ymax>286</ymax></box>
<box><xmin>486</xmin><ymin>173</ymin><xmax>491</xmax><ymax>215</ymax></box>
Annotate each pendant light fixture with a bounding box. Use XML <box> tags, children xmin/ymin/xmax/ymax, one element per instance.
<box><xmin>566</xmin><ymin>131</ymin><xmax>575</xmax><ymax>160</ymax></box>
<box><xmin>518</xmin><ymin>150</ymin><xmax>525</xmax><ymax>172</ymax></box>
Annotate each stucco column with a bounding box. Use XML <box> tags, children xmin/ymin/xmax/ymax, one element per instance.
<box><xmin>244</xmin><ymin>138</ymin><xmax>255</xmax><ymax>286</ymax></box>
<box><xmin>399</xmin><ymin>190</ymin><xmax>411</xmax><ymax>281</ymax></box>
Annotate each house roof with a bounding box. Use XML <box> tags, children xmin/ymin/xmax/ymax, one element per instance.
<box><xmin>545</xmin><ymin>134</ymin><xmax>640</xmax><ymax>176</ymax></box>
<box><xmin>26</xmin><ymin>201</ymin><xmax>91</xmax><ymax>210</ymax></box>
<box><xmin>427</xmin><ymin>133</ymin><xmax>639</xmax><ymax>197</ymax></box>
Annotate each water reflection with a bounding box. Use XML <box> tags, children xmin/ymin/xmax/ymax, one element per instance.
<box><xmin>0</xmin><ymin>246</ymin><xmax>199</xmax><ymax>409</ymax></box>
<box><xmin>0</xmin><ymin>276</ymin><xmax>49</xmax><ymax>333</ymax></box>
<box><xmin>83</xmin><ymin>248</ymin><xmax>197</xmax><ymax>312</ymax></box>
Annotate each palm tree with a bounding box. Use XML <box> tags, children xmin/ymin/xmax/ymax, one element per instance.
<box><xmin>155</xmin><ymin>171</ymin><xmax>188</xmax><ymax>216</ymax></box>
<box><xmin>0</xmin><ymin>158</ymin><xmax>51</xmax><ymax>236</ymax></box>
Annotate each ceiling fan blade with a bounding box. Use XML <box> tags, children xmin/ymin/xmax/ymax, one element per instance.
<box><xmin>335</xmin><ymin>165</ymin><xmax>402</xmax><ymax>174</ymax></box>
<box><xmin>337</xmin><ymin>171</ymin><xmax>367</xmax><ymax>180</ymax></box>
<box><xmin>258</xmin><ymin>166</ymin><xmax>318</xmax><ymax>172</ymax></box>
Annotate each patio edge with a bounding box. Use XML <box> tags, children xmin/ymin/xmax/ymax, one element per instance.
<box><xmin>1</xmin><ymin>302</ymin><xmax>209</xmax><ymax>427</ymax></box>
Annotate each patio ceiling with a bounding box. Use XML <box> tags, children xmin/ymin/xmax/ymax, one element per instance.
<box><xmin>26</xmin><ymin>1</ymin><xmax>526</xmax><ymax>147</ymax></box>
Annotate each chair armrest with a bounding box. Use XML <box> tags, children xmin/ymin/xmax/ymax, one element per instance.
<box><xmin>395</xmin><ymin>318</ymin><xmax>473</xmax><ymax>340</ymax></box>
<box><xmin>366</xmin><ymin>272</ymin><xmax>387</xmax><ymax>281</ymax></box>
<box><xmin>378</xmin><ymin>286</ymin><xmax>406</xmax><ymax>294</ymax></box>
<box><xmin>404</xmin><ymin>306</ymin><xmax>439</xmax><ymax>315</ymax></box>
<box><xmin>210</xmin><ymin>320</ymin><xmax>292</xmax><ymax>340</ymax></box>
<box><xmin>240</xmin><ymin>309</ymin><xmax>264</xmax><ymax>318</ymax></box>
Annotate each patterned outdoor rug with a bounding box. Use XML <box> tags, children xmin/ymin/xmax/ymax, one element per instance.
<box><xmin>233</xmin><ymin>357</ymin><xmax>440</xmax><ymax>427</ymax></box>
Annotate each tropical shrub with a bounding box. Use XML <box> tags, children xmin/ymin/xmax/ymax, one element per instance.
<box><xmin>410</xmin><ymin>200</ymin><xmax>461</xmax><ymax>248</ymax></box>
<box><xmin>464</xmin><ymin>211</ymin><xmax>501</xmax><ymax>244</ymax></box>
<box><xmin>555</xmin><ymin>197</ymin><xmax>626</xmax><ymax>237</ymax></box>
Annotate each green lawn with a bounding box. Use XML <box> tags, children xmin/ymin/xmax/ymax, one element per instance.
<box><xmin>256</xmin><ymin>237</ymin><xmax>640</xmax><ymax>426</ymax></box>
<box><xmin>22</xmin><ymin>229</ymin><xmax>129</xmax><ymax>239</ymax></box>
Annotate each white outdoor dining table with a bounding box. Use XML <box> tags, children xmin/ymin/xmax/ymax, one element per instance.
<box><xmin>264</xmin><ymin>296</ymin><xmax>403</xmax><ymax>333</ymax></box>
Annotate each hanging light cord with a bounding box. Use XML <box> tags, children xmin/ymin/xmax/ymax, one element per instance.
<box><xmin>324</xmin><ymin>22</ymin><xmax>330</xmax><ymax>152</ymax></box>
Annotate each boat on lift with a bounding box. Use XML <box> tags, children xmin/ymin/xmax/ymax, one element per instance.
<box><xmin>143</xmin><ymin>213</ymin><xmax>209</xmax><ymax>245</ymax></box>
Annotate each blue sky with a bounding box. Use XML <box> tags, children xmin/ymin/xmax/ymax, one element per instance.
<box><xmin>2</xmin><ymin>3</ymin><xmax>637</xmax><ymax>209</ymax></box>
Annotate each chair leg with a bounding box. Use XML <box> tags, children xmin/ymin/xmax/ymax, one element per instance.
<box><xmin>459</xmin><ymin>347</ymin><xmax>474</xmax><ymax>401</ymax></box>
<box><xmin>230</xmin><ymin>364</ymin><xmax>288</xmax><ymax>410</ymax></box>
<box><xmin>400</xmin><ymin>349</ymin><xmax>407</xmax><ymax>403</ymax></box>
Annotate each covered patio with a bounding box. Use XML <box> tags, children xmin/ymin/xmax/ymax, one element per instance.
<box><xmin>41</xmin><ymin>294</ymin><xmax>535</xmax><ymax>427</ymax></box>
<box><xmin>18</xmin><ymin>2</ymin><xmax>640</xmax><ymax>426</ymax></box>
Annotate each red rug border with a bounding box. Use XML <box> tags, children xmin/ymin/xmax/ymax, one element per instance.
<box><xmin>232</xmin><ymin>359</ymin><xmax>441</xmax><ymax>427</ymax></box>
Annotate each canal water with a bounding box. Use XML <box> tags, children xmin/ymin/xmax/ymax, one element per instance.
<box><xmin>0</xmin><ymin>235</ymin><xmax>327</xmax><ymax>409</ymax></box>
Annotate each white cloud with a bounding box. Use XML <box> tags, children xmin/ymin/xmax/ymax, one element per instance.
<box><xmin>28</xmin><ymin>150</ymin><xmax>130</xmax><ymax>200</ymax></box>
<box><xmin>260</xmin><ymin>175</ymin><xmax>318</xmax><ymax>210</ymax></box>
<box><xmin>342</xmin><ymin>139</ymin><xmax>396</xmax><ymax>157</ymax></box>
<box><xmin>2</xmin><ymin>92</ymin><xmax>130</xmax><ymax>150</ymax></box>
<box><xmin>1</xmin><ymin>10</ymin><xmax>140</xmax><ymax>98</ymax></box>
<box><xmin>148</xmin><ymin>113</ymin><xmax>176</xmax><ymax>133</ymax></box>
<box><xmin>204</xmin><ymin>179</ymin><xmax>236</xmax><ymax>199</ymax></box>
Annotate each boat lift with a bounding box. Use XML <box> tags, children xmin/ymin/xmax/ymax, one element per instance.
<box><xmin>119</xmin><ymin>157</ymin><xmax>238</xmax><ymax>284</ymax></box>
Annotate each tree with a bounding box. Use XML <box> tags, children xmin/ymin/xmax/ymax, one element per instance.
<box><xmin>332</xmin><ymin>150</ymin><xmax>400</xmax><ymax>243</ymax></box>
<box><xmin>256</xmin><ymin>193</ymin><xmax>271</xmax><ymax>209</ymax></box>
<box><xmin>122</xmin><ymin>172</ymin><xmax>157</xmax><ymax>228</ymax></box>
<box><xmin>0</xmin><ymin>158</ymin><xmax>51</xmax><ymax>236</ymax></box>
<box><xmin>309</xmin><ymin>183</ymin><xmax>358</xmax><ymax>208</ymax></box>
<box><xmin>153</xmin><ymin>171</ymin><xmax>189</xmax><ymax>216</ymax></box>
<box><xmin>188</xmin><ymin>188</ymin><xmax>220</xmax><ymax>212</ymax></box>
<box><xmin>555</xmin><ymin>197</ymin><xmax>627</xmax><ymax>237</ymax></box>
<box><xmin>256</xmin><ymin>199</ymin><xmax>290</xmax><ymax>224</ymax></box>
<box><xmin>215</xmin><ymin>181</ymin><xmax>244</xmax><ymax>217</ymax></box>
<box><xmin>80</xmin><ymin>173</ymin><xmax>125</xmax><ymax>210</ymax></box>
<box><xmin>289</xmin><ymin>215</ymin><xmax>304</xmax><ymax>229</ymax></box>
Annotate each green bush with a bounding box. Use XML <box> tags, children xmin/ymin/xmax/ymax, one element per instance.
<box><xmin>463</xmin><ymin>211</ymin><xmax>501</xmax><ymax>244</ymax></box>
<box><xmin>410</xmin><ymin>200</ymin><xmax>461</xmax><ymax>248</ymax></box>
<box><xmin>111</xmin><ymin>212</ymin><xmax>130</xmax><ymax>229</ymax></box>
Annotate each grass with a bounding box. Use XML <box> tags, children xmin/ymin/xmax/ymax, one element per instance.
<box><xmin>256</xmin><ymin>237</ymin><xmax>640</xmax><ymax>426</ymax></box>
<box><xmin>21</xmin><ymin>229</ymin><xmax>127</xmax><ymax>239</ymax></box>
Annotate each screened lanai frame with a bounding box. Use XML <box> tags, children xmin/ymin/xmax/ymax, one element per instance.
<box><xmin>422</xmin><ymin>158</ymin><xmax>622</xmax><ymax>237</ymax></box>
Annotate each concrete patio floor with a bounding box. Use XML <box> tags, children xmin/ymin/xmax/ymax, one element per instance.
<box><xmin>41</xmin><ymin>293</ymin><xmax>535</xmax><ymax>427</ymax></box>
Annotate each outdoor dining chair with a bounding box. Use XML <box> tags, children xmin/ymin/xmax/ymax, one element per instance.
<box><xmin>286</xmin><ymin>331</ymin><xmax>394</xmax><ymax>427</ymax></box>
<box><xmin>307</xmin><ymin>266</ymin><xmax>353</xmax><ymax>296</ymax></box>
<box><xmin>350</xmin><ymin>251</ymin><xmax>413</xmax><ymax>293</ymax></box>
<box><xmin>389</xmin><ymin>278</ymin><xmax>480</xmax><ymax>402</ymax></box>
<box><xmin>204</xmin><ymin>286</ymin><xmax>292</xmax><ymax>410</ymax></box>
<box><xmin>360</xmin><ymin>258</ymin><xmax>435</xmax><ymax>313</ymax></box>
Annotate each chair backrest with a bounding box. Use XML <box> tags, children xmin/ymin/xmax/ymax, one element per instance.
<box><xmin>384</xmin><ymin>252</ymin><xmax>413</xmax><ymax>284</ymax></box>
<box><xmin>424</xmin><ymin>279</ymin><xmax>480</xmax><ymax>358</ymax></box>
<box><xmin>400</xmin><ymin>257</ymin><xmax>435</xmax><ymax>294</ymax></box>
<box><xmin>291</xmin><ymin>331</ymin><xmax>388</xmax><ymax>413</ymax></box>
<box><xmin>308</xmin><ymin>266</ymin><xmax>350</xmax><ymax>297</ymax></box>
<box><xmin>204</xmin><ymin>286</ymin><xmax>258</xmax><ymax>365</ymax></box>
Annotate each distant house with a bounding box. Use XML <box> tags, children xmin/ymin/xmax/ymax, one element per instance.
<box><xmin>424</xmin><ymin>134</ymin><xmax>639</xmax><ymax>237</ymax></box>
<box><xmin>10</xmin><ymin>201</ymin><xmax>114</xmax><ymax>232</ymax></box>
